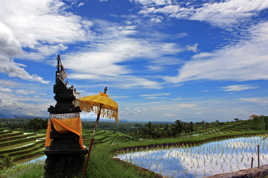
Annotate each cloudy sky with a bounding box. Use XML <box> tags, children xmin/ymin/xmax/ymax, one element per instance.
<box><xmin>1</xmin><ymin>0</ymin><xmax>268</xmax><ymax>122</ymax></box>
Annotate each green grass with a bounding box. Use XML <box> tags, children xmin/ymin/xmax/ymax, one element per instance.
<box><xmin>0</xmin><ymin>161</ymin><xmax>44</xmax><ymax>178</ymax></box>
<box><xmin>0</xmin><ymin>135</ymin><xmax>44</xmax><ymax>147</ymax></box>
<box><xmin>8</xmin><ymin>143</ymin><xmax>44</xmax><ymax>157</ymax></box>
<box><xmin>0</xmin><ymin>130</ymin><xmax>12</xmax><ymax>135</ymax></box>
<box><xmin>0</xmin><ymin>141</ymin><xmax>40</xmax><ymax>153</ymax></box>
<box><xmin>84</xmin><ymin>129</ymin><xmax>268</xmax><ymax>178</ymax></box>
<box><xmin>85</xmin><ymin>143</ymin><xmax>156</xmax><ymax>178</ymax></box>
<box><xmin>2</xmin><ymin>126</ymin><xmax>268</xmax><ymax>178</ymax></box>
<box><xmin>13</xmin><ymin>148</ymin><xmax>45</xmax><ymax>162</ymax></box>
<box><xmin>0</xmin><ymin>130</ymin><xmax>46</xmax><ymax>167</ymax></box>
<box><xmin>83</xmin><ymin>129</ymin><xmax>136</xmax><ymax>145</ymax></box>
<box><xmin>113</xmin><ymin>130</ymin><xmax>268</xmax><ymax>150</ymax></box>
<box><xmin>0</xmin><ymin>131</ymin><xmax>22</xmax><ymax>139</ymax></box>
<box><xmin>0</xmin><ymin>133</ymin><xmax>35</xmax><ymax>142</ymax></box>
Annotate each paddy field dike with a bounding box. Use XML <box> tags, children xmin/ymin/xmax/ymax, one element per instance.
<box><xmin>2</xmin><ymin>117</ymin><xmax>268</xmax><ymax>178</ymax></box>
<box><xmin>0</xmin><ymin>128</ymin><xmax>45</xmax><ymax>165</ymax></box>
<box><xmin>0</xmin><ymin>127</ymin><xmax>136</xmax><ymax>168</ymax></box>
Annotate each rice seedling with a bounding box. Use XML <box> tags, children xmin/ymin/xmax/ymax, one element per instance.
<box><xmin>115</xmin><ymin>136</ymin><xmax>268</xmax><ymax>178</ymax></box>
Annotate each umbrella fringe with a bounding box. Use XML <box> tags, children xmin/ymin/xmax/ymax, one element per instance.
<box><xmin>78</xmin><ymin>102</ymin><xmax>118</xmax><ymax>123</ymax></box>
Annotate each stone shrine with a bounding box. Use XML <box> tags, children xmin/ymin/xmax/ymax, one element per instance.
<box><xmin>44</xmin><ymin>55</ymin><xmax>87</xmax><ymax>178</ymax></box>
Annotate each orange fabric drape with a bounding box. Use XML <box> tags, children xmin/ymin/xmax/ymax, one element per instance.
<box><xmin>45</xmin><ymin>117</ymin><xmax>84</xmax><ymax>149</ymax></box>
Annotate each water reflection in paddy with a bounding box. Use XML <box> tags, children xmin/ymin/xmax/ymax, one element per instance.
<box><xmin>115</xmin><ymin>136</ymin><xmax>268</xmax><ymax>178</ymax></box>
<box><xmin>26</xmin><ymin>155</ymin><xmax>46</xmax><ymax>164</ymax></box>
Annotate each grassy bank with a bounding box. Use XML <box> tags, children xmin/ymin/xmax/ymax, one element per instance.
<box><xmin>2</xmin><ymin>129</ymin><xmax>268</xmax><ymax>178</ymax></box>
<box><xmin>114</xmin><ymin>130</ymin><xmax>268</xmax><ymax>152</ymax></box>
<box><xmin>0</xmin><ymin>129</ymin><xmax>45</xmax><ymax>168</ymax></box>
<box><xmin>1</xmin><ymin>161</ymin><xmax>44</xmax><ymax>178</ymax></box>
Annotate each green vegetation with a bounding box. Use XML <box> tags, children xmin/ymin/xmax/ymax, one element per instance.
<box><xmin>1</xmin><ymin>116</ymin><xmax>268</xmax><ymax>178</ymax></box>
<box><xmin>0</xmin><ymin>129</ymin><xmax>45</xmax><ymax>167</ymax></box>
<box><xmin>1</xmin><ymin>161</ymin><xmax>44</xmax><ymax>178</ymax></box>
<box><xmin>0</xmin><ymin>155</ymin><xmax>14</xmax><ymax>170</ymax></box>
<box><xmin>131</xmin><ymin>116</ymin><xmax>268</xmax><ymax>139</ymax></box>
<box><xmin>85</xmin><ymin>143</ymin><xmax>157</xmax><ymax>178</ymax></box>
<box><xmin>0</xmin><ymin>118</ymin><xmax>47</xmax><ymax>131</ymax></box>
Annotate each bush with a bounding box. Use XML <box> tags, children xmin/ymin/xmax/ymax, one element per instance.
<box><xmin>27</xmin><ymin>118</ymin><xmax>47</xmax><ymax>131</ymax></box>
<box><xmin>0</xmin><ymin>155</ymin><xmax>14</xmax><ymax>169</ymax></box>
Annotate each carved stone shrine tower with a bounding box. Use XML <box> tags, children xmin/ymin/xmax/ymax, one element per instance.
<box><xmin>44</xmin><ymin>55</ymin><xmax>87</xmax><ymax>178</ymax></box>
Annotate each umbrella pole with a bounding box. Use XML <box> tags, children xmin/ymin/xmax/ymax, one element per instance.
<box><xmin>83</xmin><ymin>87</ymin><xmax>107</xmax><ymax>178</ymax></box>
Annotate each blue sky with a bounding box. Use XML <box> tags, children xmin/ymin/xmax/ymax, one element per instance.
<box><xmin>1</xmin><ymin>0</ymin><xmax>268</xmax><ymax>122</ymax></box>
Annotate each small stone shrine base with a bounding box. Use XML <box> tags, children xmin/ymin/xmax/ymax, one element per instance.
<box><xmin>44</xmin><ymin>131</ymin><xmax>87</xmax><ymax>178</ymax></box>
<box><xmin>44</xmin><ymin>151</ymin><xmax>86</xmax><ymax>178</ymax></box>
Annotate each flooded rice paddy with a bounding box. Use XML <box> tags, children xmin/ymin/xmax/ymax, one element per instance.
<box><xmin>115</xmin><ymin>136</ymin><xmax>268</xmax><ymax>178</ymax></box>
<box><xmin>25</xmin><ymin>155</ymin><xmax>46</xmax><ymax>164</ymax></box>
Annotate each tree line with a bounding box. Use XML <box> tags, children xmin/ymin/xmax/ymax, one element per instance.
<box><xmin>0</xmin><ymin>118</ymin><xmax>47</xmax><ymax>131</ymax></box>
<box><xmin>132</xmin><ymin>116</ymin><xmax>268</xmax><ymax>139</ymax></box>
<box><xmin>1</xmin><ymin>115</ymin><xmax>268</xmax><ymax>136</ymax></box>
<box><xmin>134</xmin><ymin>120</ymin><xmax>194</xmax><ymax>138</ymax></box>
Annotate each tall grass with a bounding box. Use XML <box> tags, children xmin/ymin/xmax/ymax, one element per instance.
<box><xmin>0</xmin><ymin>161</ymin><xmax>44</xmax><ymax>178</ymax></box>
<box><xmin>85</xmin><ymin>143</ymin><xmax>157</xmax><ymax>178</ymax></box>
<box><xmin>0</xmin><ymin>155</ymin><xmax>14</xmax><ymax>170</ymax></box>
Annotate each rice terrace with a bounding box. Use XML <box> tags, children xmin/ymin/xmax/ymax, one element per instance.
<box><xmin>2</xmin><ymin>113</ymin><xmax>268</xmax><ymax>177</ymax></box>
<box><xmin>1</xmin><ymin>0</ymin><xmax>268</xmax><ymax>178</ymax></box>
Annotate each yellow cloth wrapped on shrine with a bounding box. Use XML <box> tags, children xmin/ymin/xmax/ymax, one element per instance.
<box><xmin>45</xmin><ymin>117</ymin><xmax>84</xmax><ymax>149</ymax></box>
<box><xmin>76</xmin><ymin>92</ymin><xmax>119</xmax><ymax>123</ymax></box>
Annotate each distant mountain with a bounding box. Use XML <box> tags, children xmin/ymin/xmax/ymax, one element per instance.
<box><xmin>0</xmin><ymin>113</ymin><xmax>47</xmax><ymax>120</ymax></box>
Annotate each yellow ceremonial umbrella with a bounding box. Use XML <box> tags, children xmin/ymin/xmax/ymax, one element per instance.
<box><xmin>76</xmin><ymin>87</ymin><xmax>118</xmax><ymax>177</ymax></box>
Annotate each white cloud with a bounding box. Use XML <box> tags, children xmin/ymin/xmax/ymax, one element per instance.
<box><xmin>190</xmin><ymin>0</ymin><xmax>268</xmax><ymax>27</ymax></box>
<box><xmin>186</xmin><ymin>43</ymin><xmax>198</xmax><ymax>52</ymax></box>
<box><xmin>78</xmin><ymin>2</ymin><xmax>85</xmax><ymax>7</ymax></box>
<box><xmin>0</xmin><ymin>22</ymin><xmax>47</xmax><ymax>83</ymax></box>
<box><xmin>0</xmin><ymin>87</ymin><xmax>12</xmax><ymax>93</ymax></box>
<box><xmin>68</xmin><ymin>73</ymin><xmax>101</xmax><ymax>80</ymax></box>
<box><xmin>147</xmin><ymin>56</ymin><xmax>183</xmax><ymax>73</ymax></box>
<box><xmin>223</xmin><ymin>84</ymin><xmax>258</xmax><ymax>92</ymax></box>
<box><xmin>63</xmin><ymin>38</ymin><xmax>146</xmax><ymax>77</ymax></box>
<box><xmin>150</xmin><ymin>16</ymin><xmax>164</xmax><ymax>23</ymax></box>
<box><xmin>71</xmin><ymin>75</ymin><xmax>162</xmax><ymax>89</ymax></box>
<box><xmin>16</xmin><ymin>89</ymin><xmax>36</xmax><ymax>95</ymax></box>
<box><xmin>0</xmin><ymin>55</ymin><xmax>49</xmax><ymax>84</ymax></box>
<box><xmin>131</xmin><ymin>0</ymin><xmax>172</xmax><ymax>6</ymax></box>
<box><xmin>174</xmin><ymin>32</ymin><xmax>188</xmax><ymax>39</ymax></box>
<box><xmin>164</xmin><ymin>21</ymin><xmax>268</xmax><ymax>83</ymax></box>
<box><xmin>0</xmin><ymin>0</ymin><xmax>89</xmax><ymax>48</ymax></box>
<box><xmin>113</xmin><ymin>76</ymin><xmax>163</xmax><ymax>89</ymax></box>
<box><xmin>240</xmin><ymin>97</ymin><xmax>268</xmax><ymax>105</ymax></box>
<box><xmin>147</xmin><ymin>65</ymin><xmax>164</xmax><ymax>71</ymax></box>
<box><xmin>22</xmin><ymin>44</ymin><xmax>68</xmax><ymax>61</ymax></box>
<box><xmin>0</xmin><ymin>22</ymin><xmax>22</xmax><ymax>57</ymax></box>
<box><xmin>0</xmin><ymin>79</ymin><xmax>18</xmax><ymax>87</ymax></box>
<box><xmin>140</xmin><ymin>4</ymin><xmax>193</xmax><ymax>19</ymax></box>
<box><xmin>110</xmin><ymin>95</ymin><xmax>129</xmax><ymax>100</ymax></box>
<box><xmin>136</xmin><ymin>0</ymin><xmax>268</xmax><ymax>27</ymax></box>
<box><xmin>140</xmin><ymin>93</ymin><xmax>170</xmax><ymax>99</ymax></box>
<box><xmin>0</xmin><ymin>80</ymin><xmax>56</xmax><ymax>118</ymax></box>
<box><xmin>0</xmin><ymin>88</ymin><xmax>52</xmax><ymax>117</ymax></box>
<box><xmin>62</xmin><ymin>20</ymin><xmax>182</xmax><ymax>89</ymax></box>
<box><xmin>177</xmin><ymin>103</ymin><xmax>196</xmax><ymax>109</ymax></box>
<box><xmin>192</xmin><ymin>52</ymin><xmax>214</xmax><ymax>59</ymax></box>
<box><xmin>0</xmin><ymin>0</ymin><xmax>91</xmax><ymax>83</ymax></box>
<box><xmin>119</xmin><ymin>98</ymin><xmax>268</xmax><ymax>122</ymax></box>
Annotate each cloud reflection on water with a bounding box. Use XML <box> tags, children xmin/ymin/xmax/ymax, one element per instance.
<box><xmin>115</xmin><ymin>136</ymin><xmax>268</xmax><ymax>178</ymax></box>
